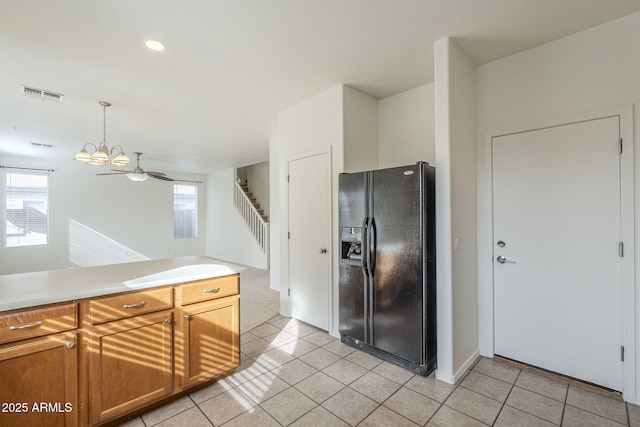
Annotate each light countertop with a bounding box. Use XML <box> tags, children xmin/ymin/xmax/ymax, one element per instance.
<box><xmin>0</xmin><ymin>256</ymin><xmax>245</xmax><ymax>312</ymax></box>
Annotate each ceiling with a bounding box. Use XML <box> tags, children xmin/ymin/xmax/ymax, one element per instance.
<box><xmin>0</xmin><ymin>0</ymin><xmax>637</xmax><ymax>174</ymax></box>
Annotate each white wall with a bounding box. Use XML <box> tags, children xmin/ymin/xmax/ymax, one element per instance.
<box><xmin>378</xmin><ymin>83</ymin><xmax>436</xmax><ymax>168</ymax></box>
<box><xmin>343</xmin><ymin>85</ymin><xmax>379</xmax><ymax>172</ymax></box>
<box><xmin>246</xmin><ymin>161</ymin><xmax>270</xmax><ymax>215</ymax></box>
<box><xmin>475</xmin><ymin>13</ymin><xmax>640</xmax><ymax>402</ymax></box>
<box><xmin>434</xmin><ymin>37</ymin><xmax>478</xmax><ymax>384</ymax></box>
<box><xmin>205</xmin><ymin>167</ymin><xmax>267</xmax><ymax>269</ymax></box>
<box><xmin>0</xmin><ymin>154</ymin><xmax>206</xmax><ymax>275</ymax></box>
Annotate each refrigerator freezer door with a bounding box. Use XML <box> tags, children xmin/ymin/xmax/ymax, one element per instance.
<box><xmin>338</xmin><ymin>172</ymin><xmax>368</xmax><ymax>342</ymax></box>
<box><xmin>371</xmin><ymin>164</ymin><xmax>424</xmax><ymax>364</ymax></box>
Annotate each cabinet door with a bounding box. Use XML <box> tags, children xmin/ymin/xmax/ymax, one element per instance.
<box><xmin>90</xmin><ymin>311</ymin><xmax>173</xmax><ymax>425</ymax></box>
<box><xmin>0</xmin><ymin>332</ymin><xmax>78</xmax><ymax>427</ymax></box>
<box><xmin>180</xmin><ymin>296</ymin><xmax>239</xmax><ymax>387</ymax></box>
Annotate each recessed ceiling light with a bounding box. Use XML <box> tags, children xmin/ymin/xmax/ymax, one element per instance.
<box><xmin>145</xmin><ymin>40</ymin><xmax>165</xmax><ymax>51</ymax></box>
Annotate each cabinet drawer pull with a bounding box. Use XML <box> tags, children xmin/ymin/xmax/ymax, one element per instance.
<box><xmin>9</xmin><ymin>320</ymin><xmax>43</xmax><ymax>331</ymax></box>
<box><xmin>203</xmin><ymin>288</ymin><xmax>220</xmax><ymax>293</ymax></box>
<box><xmin>123</xmin><ymin>301</ymin><xmax>147</xmax><ymax>309</ymax></box>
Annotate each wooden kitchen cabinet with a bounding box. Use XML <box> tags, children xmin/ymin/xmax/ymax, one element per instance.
<box><xmin>89</xmin><ymin>310</ymin><xmax>174</xmax><ymax>425</ymax></box>
<box><xmin>179</xmin><ymin>295</ymin><xmax>240</xmax><ymax>387</ymax></box>
<box><xmin>0</xmin><ymin>271</ymin><xmax>241</xmax><ymax>427</ymax></box>
<box><xmin>177</xmin><ymin>274</ymin><xmax>240</xmax><ymax>387</ymax></box>
<box><xmin>0</xmin><ymin>331</ymin><xmax>78</xmax><ymax>427</ymax></box>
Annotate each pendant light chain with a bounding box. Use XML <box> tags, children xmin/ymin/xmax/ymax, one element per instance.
<box><xmin>103</xmin><ymin>103</ymin><xmax>107</xmax><ymax>143</ymax></box>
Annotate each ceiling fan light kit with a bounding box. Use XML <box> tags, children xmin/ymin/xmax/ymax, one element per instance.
<box><xmin>126</xmin><ymin>172</ymin><xmax>149</xmax><ymax>182</ymax></box>
<box><xmin>74</xmin><ymin>101</ymin><xmax>131</xmax><ymax>167</ymax></box>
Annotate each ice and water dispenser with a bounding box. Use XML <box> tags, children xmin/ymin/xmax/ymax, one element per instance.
<box><xmin>340</xmin><ymin>227</ymin><xmax>362</xmax><ymax>263</ymax></box>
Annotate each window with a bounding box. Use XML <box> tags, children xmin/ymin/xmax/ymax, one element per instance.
<box><xmin>174</xmin><ymin>184</ymin><xmax>197</xmax><ymax>239</ymax></box>
<box><xmin>5</xmin><ymin>172</ymin><xmax>49</xmax><ymax>247</ymax></box>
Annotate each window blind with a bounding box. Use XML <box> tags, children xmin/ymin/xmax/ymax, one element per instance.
<box><xmin>174</xmin><ymin>184</ymin><xmax>197</xmax><ymax>239</ymax></box>
<box><xmin>5</xmin><ymin>172</ymin><xmax>49</xmax><ymax>247</ymax></box>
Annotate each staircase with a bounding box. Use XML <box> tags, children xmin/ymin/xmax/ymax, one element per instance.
<box><xmin>240</xmin><ymin>183</ymin><xmax>269</xmax><ymax>222</ymax></box>
<box><xmin>234</xmin><ymin>179</ymin><xmax>269</xmax><ymax>264</ymax></box>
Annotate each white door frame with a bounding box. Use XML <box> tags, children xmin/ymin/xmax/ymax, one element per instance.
<box><xmin>477</xmin><ymin>105</ymin><xmax>635</xmax><ymax>402</ymax></box>
<box><xmin>283</xmin><ymin>146</ymin><xmax>333</xmax><ymax>331</ymax></box>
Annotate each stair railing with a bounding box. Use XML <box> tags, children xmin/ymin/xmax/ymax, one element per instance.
<box><xmin>234</xmin><ymin>179</ymin><xmax>269</xmax><ymax>261</ymax></box>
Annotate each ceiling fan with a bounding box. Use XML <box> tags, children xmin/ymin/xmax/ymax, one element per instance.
<box><xmin>96</xmin><ymin>152</ymin><xmax>202</xmax><ymax>183</ymax></box>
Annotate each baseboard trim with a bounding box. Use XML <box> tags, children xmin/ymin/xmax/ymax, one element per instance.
<box><xmin>454</xmin><ymin>349</ymin><xmax>481</xmax><ymax>382</ymax></box>
<box><xmin>436</xmin><ymin>349</ymin><xmax>481</xmax><ymax>384</ymax></box>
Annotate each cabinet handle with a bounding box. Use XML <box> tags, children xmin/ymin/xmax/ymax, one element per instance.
<box><xmin>164</xmin><ymin>319</ymin><xmax>172</xmax><ymax>324</ymax></box>
<box><xmin>66</xmin><ymin>342</ymin><xmax>74</xmax><ymax>349</ymax></box>
<box><xmin>184</xmin><ymin>315</ymin><xmax>191</xmax><ymax>320</ymax></box>
<box><xmin>203</xmin><ymin>288</ymin><xmax>220</xmax><ymax>293</ymax></box>
<box><xmin>123</xmin><ymin>301</ymin><xmax>147</xmax><ymax>309</ymax></box>
<box><xmin>9</xmin><ymin>320</ymin><xmax>43</xmax><ymax>331</ymax></box>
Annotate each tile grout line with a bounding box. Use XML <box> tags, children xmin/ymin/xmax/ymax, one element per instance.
<box><xmin>488</xmin><ymin>377</ymin><xmax>513</xmax><ymax>426</ymax></box>
<box><xmin>271</xmin><ymin>332</ymin><xmax>380</xmax><ymax>426</ymax></box>
<box><xmin>192</xmin><ymin>397</ymin><xmax>215</xmax><ymax>427</ymax></box>
<box><xmin>441</xmin><ymin>405</ymin><xmax>493</xmax><ymax>426</ymax></box>
<box><xmin>374</xmin><ymin>375</ymin><xmax>442</xmax><ymax>426</ymax></box>
<box><xmin>260</xmin><ymin>321</ymin><xmax>423</xmax><ymax>426</ymax></box>
<box><xmin>244</xmin><ymin>325</ymin><xmax>336</xmax><ymax>426</ymax></box>
<box><xmin>496</xmin><ymin>367</ymin><xmax>563</xmax><ymax>427</ymax></box>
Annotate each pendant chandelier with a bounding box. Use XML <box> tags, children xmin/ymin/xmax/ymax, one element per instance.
<box><xmin>73</xmin><ymin>101</ymin><xmax>130</xmax><ymax>166</ymax></box>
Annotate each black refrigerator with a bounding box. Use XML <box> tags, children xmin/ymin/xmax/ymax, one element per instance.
<box><xmin>338</xmin><ymin>161</ymin><xmax>436</xmax><ymax>376</ymax></box>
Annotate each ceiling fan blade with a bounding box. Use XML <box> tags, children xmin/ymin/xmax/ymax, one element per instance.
<box><xmin>110</xmin><ymin>169</ymin><xmax>131</xmax><ymax>173</ymax></box>
<box><xmin>150</xmin><ymin>174</ymin><xmax>174</xmax><ymax>182</ymax></box>
<box><xmin>96</xmin><ymin>172</ymin><xmax>127</xmax><ymax>176</ymax></box>
<box><xmin>146</xmin><ymin>171</ymin><xmax>167</xmax><ymax>176</ymax></box>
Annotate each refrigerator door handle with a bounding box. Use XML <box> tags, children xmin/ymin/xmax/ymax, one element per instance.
<box><xmin>369</xmin><ymin>217</ymin><xmax>377</xmax><ymax>275</ymax></box>
<box><xmin>361</xmin><ymin>216</ymin><xmax>369</xmax><ymax>276</ymax></box>
<box><xmin>362</xmin><ymin>216</ymin><xmax>371</xmax><ymax>344</ymax></box>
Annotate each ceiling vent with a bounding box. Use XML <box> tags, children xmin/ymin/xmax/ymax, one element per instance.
<box><xmin>20</xmin><ymin>85</ymin><xmax>64</xmax><ymax>103</ymax></box>
<box><xmin>30</xmin><ymin>142</ymin><xmax>55</xmax><ymax>149</ymax></box>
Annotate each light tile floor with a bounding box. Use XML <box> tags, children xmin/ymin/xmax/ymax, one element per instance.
<box><xmin>119</xmin><ymin>315</ymin><xmax>640</xmax><ymax>427</ymax></box>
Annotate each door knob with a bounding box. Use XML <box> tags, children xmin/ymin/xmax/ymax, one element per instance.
<box><xmin>319</xmin><ymin>248</ymin><xmax>327</xmax><ymax>254</ymax></box>
<box><xmin>496</xmin><ymin>255</ymin><xmax>516</xmax><ymax>264</ymax></box>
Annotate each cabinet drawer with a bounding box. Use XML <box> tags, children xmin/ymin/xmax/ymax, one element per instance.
<box><xmin>89</xmin><ymin>287</ymin><xmax>173</xmax><ymax>324</ymax></box>
<box><xmin>0</xmin><ymin>303</ymin><xmax>78</xmax><ymax>345</ymax></box>
<box><xmin>179</xmin><ymin>275</ymin><xmax>239</xmax><ymax>305</ymax></box>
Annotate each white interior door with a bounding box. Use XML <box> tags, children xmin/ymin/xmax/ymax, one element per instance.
<box><xmin>288</xmin><ymin>151</ymin><xmax>330</xmax><ymax>330</ymax></box>
<box><xmin>493</xmin><ymin>117</ymin><xmax>623</xmax><ymax>391</ymax></box>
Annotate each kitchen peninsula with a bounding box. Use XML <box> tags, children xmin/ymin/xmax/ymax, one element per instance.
<box><xmin>0</xmin><ymin>256</ymin><xmax>244</xmax><ymax>427</ymax></box>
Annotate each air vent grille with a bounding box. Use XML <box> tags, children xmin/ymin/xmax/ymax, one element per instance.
<box><xmin>30</xmin><ymin>142</ymin><xmax>55</xmax><ymax>149</ymax></box>
<box><xmin>20</xmin><ymin>85</ymin><xmax>64</xmax><ymax>103</ymax></box>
